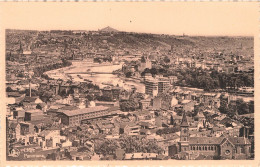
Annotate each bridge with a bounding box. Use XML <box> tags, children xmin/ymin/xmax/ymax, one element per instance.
<box><xmin>66</xmin><ymin>71</ymin><xmax>116</xmax><ymax>75</ymax></box>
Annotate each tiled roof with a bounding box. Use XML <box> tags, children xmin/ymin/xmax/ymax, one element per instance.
<box><xmin>189</xmin><ymin>137</ymin><xmax>251</xmax><ymax>145</ymax></box>
<box><xmin>24</xmin><ymin>109</ymin><xmax>43</xmax><ymax>113</ymax></box>
<box><xmin>7</xmin><ymin>92</ymin><xmax>24</xmax><ymax>97</ymax></box>
<box><xmin>189</xmin><ymin>137</ymin><xmax>223</xmax><ymax>145</ymax></box>
<box><xmin>228</xmin><ymin>137</ymin><xmax>251</xmax><ymax>145</ymax></box>
<box><xmin>23</xmin><ymin>96</ymin><xmax>39</xmax><ymax>102</ymax></box>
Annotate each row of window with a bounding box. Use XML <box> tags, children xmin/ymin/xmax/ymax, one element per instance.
<box><xmin>190</xmin><ymin>145</ymin><xmax>217</xmax><ymax>151</ymax></box>
<box><xmin>69</xmin><ymin>110</ymin><xmax>109</xmax><ymax>121</ymax></box>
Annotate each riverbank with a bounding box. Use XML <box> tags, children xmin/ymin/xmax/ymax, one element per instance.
<box><xmin>45</xmin><ymin>60</ymin><xmax>146</xmax><ymax>93</ymax></box>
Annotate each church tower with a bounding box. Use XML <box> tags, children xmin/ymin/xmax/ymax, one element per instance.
<box><xmin>179</xmin><ymin>112</ymin><xmax>190</xmax><ymax>152</ymax></box>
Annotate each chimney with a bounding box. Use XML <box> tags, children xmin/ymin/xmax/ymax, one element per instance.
<box><xmin>243</xmin><ymin>127</ymin><xmax>246</xmax><ymax>139</ymax></box>
<box><xmin>29</xmin><ymin>80</ymin><xmax>32</xmax><ymax>97</ymax></box>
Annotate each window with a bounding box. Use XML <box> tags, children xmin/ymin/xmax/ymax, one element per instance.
<box><xmin>205</xmin><ymin>147</ymin><xmax>207</xmax><ymax>151</ymax></box>
<box><xmin>241</xmin><ymin>147</ymin><xmax>245</xmax><ymax>154</ymax></box>
<box><xmin>199</xmin><ymin>147</ymin><xmax>201</xmax><ymax>150</ymax></box>
<box><xmin>225</xmin><ymin>149</ymin><xmax>231</xmax><ymax>155</ymax></box>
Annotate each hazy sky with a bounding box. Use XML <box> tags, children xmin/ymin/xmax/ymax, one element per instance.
<box><xmin>0</xmin><ymin>2</ymin><xmax>258</xmax><ymax>36</ymax></box>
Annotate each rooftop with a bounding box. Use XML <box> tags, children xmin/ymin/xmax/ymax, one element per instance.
<box><xmin>62</xmin><ymin>106</ymin><xmax>109</xmax><ymax>117</ymax></box>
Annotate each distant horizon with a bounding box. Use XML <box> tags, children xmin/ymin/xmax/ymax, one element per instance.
<box><xmin>5</xmin><ymin>28</ymin><xmax>254</xmax><ymax>38</ymax></box>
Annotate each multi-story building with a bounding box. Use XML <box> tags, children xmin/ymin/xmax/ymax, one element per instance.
<box><xmin>158</xmin><ymin>78</ymin><xmax>170</xmax><ymax>94</ymax></box>
<box><xmin>58</xmin><ymin>106</ymin><xmax>118</xmax><ymax>127</ymax></box>
<box><xmin>145</xmin><ymin>78</ymin><xmax>158</xmax><ymax>97</ymax></box>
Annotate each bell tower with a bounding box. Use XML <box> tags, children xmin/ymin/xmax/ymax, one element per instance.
<box><xmin>179</xmin><ymin>112</ymin><xmax>190</xmax><ymax>152</ymax></box>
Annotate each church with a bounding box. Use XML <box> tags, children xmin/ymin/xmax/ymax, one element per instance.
<box><xmin>170</xmin><ymin>112</ymin><xmax>252</xmax><ymax>160</ymax></box>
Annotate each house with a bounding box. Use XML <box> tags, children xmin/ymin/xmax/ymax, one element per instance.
<box><xmin>22</xmin><ymin>96</ymin><xmax>43</xmax><ymax>109</ymax></box>
<box><xmin>119</xmin><ymin>122</ymin><xmax>139</xmax><ymax>136</ymax></box>
<box><xmin>37</xmin><ymin>129</ymin><xmax>66</xmax><ymax>150</ymax></box>
<box><xmin>95</xmin><ymin>101</ymin><xmax>119</xmax><ymax>107</ymax></box>
<box><xmin>24</xmin><ymin>109</ymin><xmax>45</xmax><ymax>122</ymax></box>
<box><xmin>152</xmin><ymin>96</ymin><xmax>162</xmax><ymax>110</ymax></box>
<box><xmin>181</xmin><ymin>100</ymin><xmax>195</xmax><ymax>112</ymax></box>
<box><xmin>6</xmin><ymin>92</ymin><xmax>26</xmax><ymax>105</ymax></box>
<box><xmin>22</xmin><ymin>96</ymin><xmax>43</xmax><ymax>104</ymax></box>
<box><xmin>139</xmin><ymin>99</ymin><xmax>151</xmax><ymax>110</ymax></box>
<box><xmin>36</xmin><ymin>102</ymin><xmax>47</xmax><ymax>113</ymax></box>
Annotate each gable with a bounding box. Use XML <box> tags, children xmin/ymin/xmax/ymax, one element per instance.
<box><xmin>220</xmin><ymin>138</ymin><xmax>235</xmax><ymax>148</ymax></box>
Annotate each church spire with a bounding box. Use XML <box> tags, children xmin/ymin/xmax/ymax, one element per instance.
<box><xmin>181</xmin><ymin>111</ymin><xmax>189</xmax><ymax>127</ymax></box>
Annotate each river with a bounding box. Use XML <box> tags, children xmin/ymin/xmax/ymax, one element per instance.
<box><xmin>45</xmin><ymin>60</ymin><xmax>253</xmax><ymax>102</ymax></box>
<box><xmin>45</xmin><ymin>60</ymin><xmax>146</xmax><ymax>93</ymax></box>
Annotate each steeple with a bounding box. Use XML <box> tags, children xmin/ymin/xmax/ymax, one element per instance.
<box><xmin>179</xmin><ymin>111</ymin><xmax>190</xmax><ymax>151</ymax></box>
<box><xmin>180</xmin><ymin>111</ymin><xmax>189</xmax><ymax>127</ymax></box>
<box><xmin>19</xmin><ymin>41</ymin><xmax>23</xmax><ymax>54</ymax></box>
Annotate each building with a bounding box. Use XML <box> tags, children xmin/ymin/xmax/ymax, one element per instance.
<box><xmin>168</xmin><ymin>76</ymin><xmax>178</xmax><ymax>85</ymax></box>
<box><xmin>158</xmin><ymin>78</ymin><xmax>170</xmax><ymax>95</ymax></box>
<box><xmin>139</xmin><ymin>99</ymin><xmax>151</xmax><ymax>110</ymax></box>
<box><xmin>139</xmin><ymin>56</ymin><xmax>152</xmax><ymax>72</ymax></box>
<box><xmin>143</xmin><ymin>73</ymin><xmax>153</xmax><ymax>82</ymax></box>
<box><xmin>145</xmin><ymin>78</ymin><xmax>158</xmax><ymax>97</ymax></box>
<box><xmin>119</xmin><ymin>122</ymin><xmax>140</xmax><ymax>136</ymax></box>
<box><xmin>172</xmin><ymin>112</ymin><xmax>252</xmax><ymax>160</ymax></box>
<box><xmin>101</xmin><ymin>86</ymin><xmax>122</xmax><ymax>101</ymax></box>
<box><xmin>58</xmin><ymin>106</ymin><xmax>119</xmax><ymax>126</ymax></box>
<box><xmin>181</xmin><ymin>100</ymin><xmax>195</xmax><ymax>112</ymax></box>
<box><xmin>24</xmin><ymin>109</ymin><xmax>45</xmax><ymax>122</ymax></box>
<box><xmin>95</xmin><ymin>101</ymin><xmax>119</xmax><ymax>107</ymax></box>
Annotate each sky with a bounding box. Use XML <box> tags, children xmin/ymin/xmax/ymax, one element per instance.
<box><xmin>0</xmin><ymin>2</ymin><xmax>258</xmax><ymax>36</ymax></box>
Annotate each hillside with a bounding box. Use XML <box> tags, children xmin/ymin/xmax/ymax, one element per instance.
<box><xmin>6</xmin><ymin>29</ymin><xmax>254</xmax><ymax>59</ymax></box>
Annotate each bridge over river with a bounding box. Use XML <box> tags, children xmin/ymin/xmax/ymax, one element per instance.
<box><xmin>66</xmin><ymin>71</ymin><xmax>116</xmax><ymax>75</ymax></box>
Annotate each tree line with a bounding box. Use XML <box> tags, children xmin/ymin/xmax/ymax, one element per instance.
<box><xmin>141</xmin><ymin>67</ymin><xmax>253</xmax><ymax>91</ymax></box>
<box><xmin>94</xmin><ymin>136</ymin><xmax>164</xmax><ymax>156</ymax></box>
<box><xmin>33</xmin><ymin>59</ymin><xmax>72</xmax><ymax>77</ymax></box>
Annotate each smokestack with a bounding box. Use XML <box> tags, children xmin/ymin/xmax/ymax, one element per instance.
<box><xmin>246</xmin><ymin>126</ymin><xmax>249</xmax><ymax>138</ymax></box>
<box><xmin>243</xmin><ymin>127</ymin><xmax>246</xmax><ymax>139</ymax></box>
<box><xmin>29</xmin><ymin>80</ymin><xmax>32</xmax><ymax>97</ymax></box>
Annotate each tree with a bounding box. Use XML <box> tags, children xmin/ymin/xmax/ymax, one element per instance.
<box><xmin>236</xmin><ymin>99</ymin><xmax>249</xmax><ymax>115</ymax></box>
<box><xmin>163</xmin><ymin>56</ymin><xmax>170</xmax><ymax>63</ymax></box>
<box><xmin>6</xmin><ymin>87</ymin><xmax>13</xmax><ymax>92</ymax></box>
<box><xmin>249</xmin><ymin>100</ymin><xmax>254</xmax><ymax>113</ymax></box>
<box><xmin>219</xmin><ymin>100</ymin><xmax>229</xmax><ymax>114</ymax></box>
<box><xmin>125</xmin><ymin>72</ymin><xmax>132</xmax><ymax>78</ymax></box>
<box><xmin>60</xmin><ymin>89</ymin><xmax>67</xmax><ymax>97</ymax></box>
<box><xmin>120</xmin><ymin>99</ymin><xmax>139</xmax><ymax>112</ymax></box>
<box><xmin>94</xmin><ymin>139</ymin><xmax>120</xmax><ymax>156</ymax></box>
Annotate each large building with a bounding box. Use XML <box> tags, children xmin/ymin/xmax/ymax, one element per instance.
<box><xmin>170</xmin><ymin>112</ymin><xmax>252</xmax><ymax>160</ymax></box>
<box><xmin>158</xmin><ymin>78</ymin><xmax>170</xmax><ymax>94</ymax></box>
<box><xmin>58</xmin><ymin>106</ymin><xmax>119</xmax><ymax>126</ymax></box>
<box><xmin>145</xmin><ymin>78</ymin><xmax>158</xmax><ymax>97</ymax></box>
<box><xmin>145</xmin><ymin>77</ymin><xmax>170</xmax><ymax>96</ymax></box>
